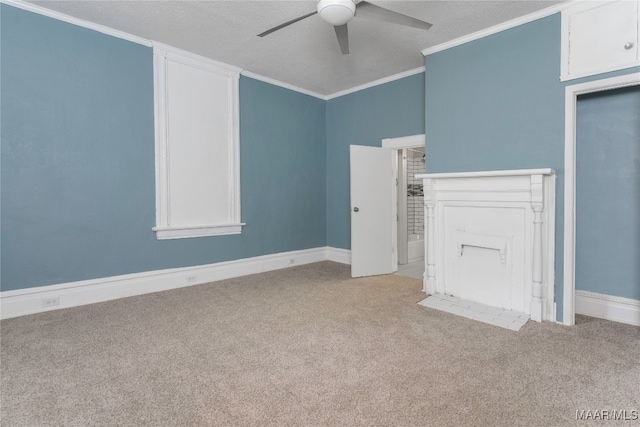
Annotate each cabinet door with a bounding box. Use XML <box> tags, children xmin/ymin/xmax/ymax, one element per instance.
<box><xmin>562</xmin><ymin>0</ymin><xmax>639</xmax><ymax>80</ymax></box>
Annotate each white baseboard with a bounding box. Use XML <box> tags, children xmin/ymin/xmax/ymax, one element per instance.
<box><xmin>1</xmin><ymin>246</ymin><xmax>352</xmax><ymax>320</ymax></box>
<box><xmin>575</xmin><ymin>290</ymin><xmax>640</xmax><ymax>327</ymax></box>
<box><xmin>325</xmin><ymin>247</ymin><xmax>351</xmax><ymax>264</ymax></box>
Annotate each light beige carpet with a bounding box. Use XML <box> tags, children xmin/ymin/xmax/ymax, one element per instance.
<box><xmin>1</xmin><ymin>261</ymin><xmax>638</xmax><ymax>426</ymax></box>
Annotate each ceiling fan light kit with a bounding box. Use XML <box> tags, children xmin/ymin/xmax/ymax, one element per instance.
<box><xmin>317</xmin><ymin>0</ymin><xmax>356</xmax><ymax>26</ymax></box>
<box><xmin>258</xmin><ymin>0</ymin><xmax>432</xmax><ymax>55</ymax></box>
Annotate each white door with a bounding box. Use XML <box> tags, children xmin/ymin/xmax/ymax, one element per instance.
<box><xmin>350</xmin><ymin>145</ymin><xmax>397</xmax><ymax>277</ymax></box>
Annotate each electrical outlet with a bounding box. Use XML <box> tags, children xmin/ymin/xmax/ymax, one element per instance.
<box><xmin>42</xmin><ymin>297</ymin><xmax>60</xmax><ymax>308</ymax></box>
<box><xmin>187</xmin><ymin>275</ymin><xmax>198</xmax><ymax>283</ymax></box>
<box><xmin>289</xmin><ymin>258</ymin><xmax>296</xmax><ymax>265</ymax></box>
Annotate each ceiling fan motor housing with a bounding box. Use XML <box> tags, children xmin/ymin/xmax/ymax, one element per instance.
<box><xmin>317</xmin><ymin>0</ymin><xmax>357</xmax><ymax>26</ymax></box>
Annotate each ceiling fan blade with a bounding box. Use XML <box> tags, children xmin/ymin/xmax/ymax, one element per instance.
<box><xmin>334</xmin><ymin>24</ymin><xmax>349</xmax><ymax>55</ymax></box>
<box><xmin>355</xmin><ymin>1</ymin><xmax>432</xmax><ymax>31</ymax></box>
<box><xmin>257</xmin><ymin>10</ymin><xmax>318</xmax><ymax>37</ymax></box>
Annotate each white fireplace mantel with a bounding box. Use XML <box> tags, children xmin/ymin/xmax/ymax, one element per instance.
<box><xmin>417</xmin><ymin>168</ymin><xmax>554</xmax><ymax>180</ymax></box>
<box><xmin>415</xmin><ymin>169</ymin><xmax>556</xmax><ymax>322</ymax></box>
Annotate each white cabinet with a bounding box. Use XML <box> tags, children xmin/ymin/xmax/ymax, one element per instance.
<box><xmin>561</xmin><ymin>0</ymin><xmax>639</xmax><ymax>81</ymax></box>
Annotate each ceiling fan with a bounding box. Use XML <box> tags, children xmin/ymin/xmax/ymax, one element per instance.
<box><xmin>258</xmin><ymin>0</ymin><xmax>432</xmax><ymax>55</ymax></box>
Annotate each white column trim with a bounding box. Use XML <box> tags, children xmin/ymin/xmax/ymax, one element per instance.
<box><xmin>423</xmin><ymin>177</ymin><xmax>437</xmax><ymax>295</ymax></box>
<box><xmin>530</xmin><ymin>174</ymin><xmax>544</xmax><ymax>322</ymax></box>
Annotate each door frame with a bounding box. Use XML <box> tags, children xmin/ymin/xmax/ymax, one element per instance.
<box><xmin>396</xmin><ymin>149</ymin><xmax>409</xmax><ymax>264</ymax></box>
<box><xmin>382</xmin><ymin>134</ymin><xmax>426</xmax><ymax>266</ymax></box>
<box><xmin>382</xmin><ymin>134</ymin><xmax>426</xmax><ymax>150</ymax></box>
<box><xmin>562</xmin><ymin>72</ymin><xmax>640</xmax><ymax>325</ymax></box>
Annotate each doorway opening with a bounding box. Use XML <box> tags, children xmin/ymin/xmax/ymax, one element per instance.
<box><xmin>563</xmin><ymin>72</ymin><xmax>640</xmax><ymax>326</ymax></box>
<box><xmin>397</xmin><ymin>147</ymin><xmax>425</xmax><ymax>265</ymax></box>
<box><xmin>382</xmin><ymin>135</ymin><xmax>426</xmax><ymax>280</ymax></box>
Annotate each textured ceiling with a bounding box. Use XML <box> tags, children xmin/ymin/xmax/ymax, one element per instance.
<box><xmin>28</xmin><ymin>0</ymin><xmax>567</xmax><ymax>96</ymax></box>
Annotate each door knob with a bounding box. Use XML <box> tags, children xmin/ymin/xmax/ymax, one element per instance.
<box><xmin>353</xmin><ymin>207</ymin><xmax>359</xmax><ymax>212</ymax></box>
<box><xmin>624</xmin><ymin>42</ymin><xmax>634</xmax><ymax>50</ymax></box>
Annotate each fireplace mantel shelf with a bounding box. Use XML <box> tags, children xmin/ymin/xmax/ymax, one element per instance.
<box><xmin>416</xmin><ymin>168</ymin><xmax>555</xmax><ymax>180</ymax></box>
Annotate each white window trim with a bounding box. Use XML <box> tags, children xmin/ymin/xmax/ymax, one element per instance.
<box><xmin>152</xmin><ymin>43</ymin><xmax>244</xmax><ymax>240</ymax></box>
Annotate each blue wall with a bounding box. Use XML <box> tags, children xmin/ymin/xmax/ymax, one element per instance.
<box><xmin>424</xmin><ymin>13</ymin><xmax>640</xmax><ymax>320</ymax></box>
<box><xmin>575</xmin><ymin>86</ymin><xmax>640</xmax><ymax>300</ymax></box>
<box><xmin>1</xmin><ymin>5</ymin><xmax>326</xmax><ymax>291</ymax></box>
<box><xmin>425</xmin><ymin>16</ymin><xmax>565</xmax><ymax>174</ymax></box>
<box><xmin>325</xmin><ymin>74</ymin><xmax>425</xmax><ymax>249</ymax></box>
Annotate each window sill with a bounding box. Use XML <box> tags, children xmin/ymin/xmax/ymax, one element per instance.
<box><xmin>153</xmin><ymin>223</ymin><xmax>245</xmax><ymax>240</ymax></box>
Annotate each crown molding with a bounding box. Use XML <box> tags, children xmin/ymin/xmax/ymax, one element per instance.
<box><xmin>421</xmin><ymin>1</ymin><xmax>572</xmax><ymax>56</ymax></box>
<box><xmin>243</xmin><ymin>66</ymin><xmax>426</xmax><ymax>101</ymax></box>
<box><xmin>325</xmin><ymin>66</ymin><xmax>425</xmax><ymax>100</ymax></box>
<box><xmin>5</xmin><ymin>0</ymin><xmax>569</xmax><ymax>100</ymax></box>
<box><xmin>240</xmin><ymin>71</ymin><xmax>327</xmax><ymax>100</ymax></box>
<box><xmin>1</xmin><ymin>0</ymin><xmax>152</xmax><ymax>47</ymax></box>
<box><xmin>153</xmin><ymin>42</ymin><xmax>242</xmax><ymax>75</ymax></box>
<box><xmin>3</xmin><ymin>0</ymin><xmax>420</xmax><ymax>101</ymax></box>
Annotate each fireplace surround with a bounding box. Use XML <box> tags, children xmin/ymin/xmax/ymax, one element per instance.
<box><xmin>415</xmin><ymin>169</ymin><xmax>556</xmax><ymax>322</ymax></box>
